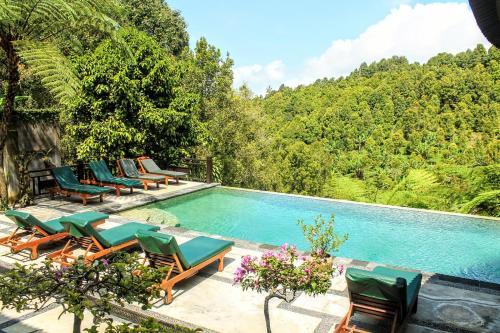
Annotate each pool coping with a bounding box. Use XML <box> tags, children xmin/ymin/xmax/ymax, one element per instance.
<box><xmin>220</xmin><ymin>186</ymin><xmax>500</xmax><ymax>222</ymax></box>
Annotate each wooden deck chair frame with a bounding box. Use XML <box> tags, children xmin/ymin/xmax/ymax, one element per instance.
<box><xmin>116</xmin><ymin>160</ymin><xmax>163</xmax><ymax>191</ymax></box>
<box><xmin>0</xmin><ymin>226</ymin><xmax>68</xmax><ymax>259</ymax></box>
<box><xmin>334</xmin><ymin>290</ymin><xmax>418</xmax><ymax>333</ymax></box>
<box><xmin>142</xmin><ymin>247</ymin><xmax>232</xmax><ymax>304</ymax></box>
<box><xmin>49</xmin><ymin>185</ymin><xmax>104</xmax><ymax>206</ymax></box>
<box><xmin>47</xmin><ymin>235</ymin><xmax>138</xmax><ymax>267</ymax></box>
<box><xmin>136</xmin><ymin>156</ymin><xmax>175</xmax><ymax>184</ymax></box>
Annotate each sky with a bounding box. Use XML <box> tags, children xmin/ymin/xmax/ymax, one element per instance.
<box><xmin>168</xmin><ymin>0</ymin><xmax>490</xmax><ymax>95</ymax></box>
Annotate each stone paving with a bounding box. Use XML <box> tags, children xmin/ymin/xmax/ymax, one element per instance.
<box><xmin>0</xmin><ymin>184</ymin><xmax>499</xmax><ymax>333</ymax></box>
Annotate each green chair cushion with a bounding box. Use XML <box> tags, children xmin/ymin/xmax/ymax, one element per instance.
<box><xmin>136</xmin><ymin>174</ymin><xmax>165</xmax><ymax>181</ymax></box>
<box><xmin>373</xmin><ymin>266</ymin><xmax>422</xmax><ymax>308</ymax></box>
<box><xmin>141</xmin><ymin>159</ymin><xmax>187</xmax><ymax>178</ymax></box>
<box><xmin>89</xmin><ymin>160</ymin><xmax>142</xmax><ymax>187</ymax></box>
<box><xmin>60</xmin><ymin>216</ymin><xmax>159</xmax><ymax>248</ymax></box>
<box><xmin>98</xmin><ymin>222</ymin><xmax>160</xmax><ymax>247</ymax></box>
<box><xmin>5</xmin><ymin>210</ymin><xmax>64</xmax><ymax>234</ymax></box>
<box><xmin>136</xmin><ymin>230</ymin><xmax>233</xmax><ymax>269</ymax></box>
<box><xmin>136</xmin><ymin>230</ymin><xmax>190</xmax><ymax>268</ymax></box>
<box><xmin>179</xmin><ymin>236</ymin><xmax>234</xmax><ymax>267</ymax></box>
<box><xmin>51</xmin><ymin>166</ymin><xmax>113</xmax><ymax>194</ymax></box>
<box><xmin>119</xmin><ymin>159</ymin><xmax>141</xmax><ymax>178</ymax></box>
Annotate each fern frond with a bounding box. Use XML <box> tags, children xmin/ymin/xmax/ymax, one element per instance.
<box><xmin>14</xmin><ymin>40</ymin><xmax>80</xmax><ymax>104</ymax></box>
<box><xmin>461</xmin><ymin>190</ymin><xmax>500</xmax><ymax>216</ymax></box>
<box><xmin>404</xmin><ymin>169</ymin><xmax>438</xmax><ymax>192</ymax></box>
<box><xmin>0</xmin><ymin>0</ymin><xmax>22</xmax><ymax>24</ymax></box>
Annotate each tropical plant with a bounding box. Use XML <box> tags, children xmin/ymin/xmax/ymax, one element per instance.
<box><xmin>0</xmin><ymin>0</ymin><xmax>120</xmax><ymax>204</ymax></box>
<box><xmin>233</xmin><ymin>243</ymin><xmax>343</xmax><ymax>333</ymax></box>
<box><xmin>0</xmin><ymin>252</ymin><xmax>167</xmax><ymax>333</ymax></box>
<box><xmin>298</xmin><ymin>214</ymin><xmax>348</xmax><ymax>257</ymax></box>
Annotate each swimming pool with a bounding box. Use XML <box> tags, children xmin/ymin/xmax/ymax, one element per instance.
<box><xmin>126</xmin><ymin>187</ymin><xmax>500</xmax><ymax>283</ymax></box>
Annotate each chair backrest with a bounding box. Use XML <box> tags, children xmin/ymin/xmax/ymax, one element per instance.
<box><xmin>51</xmin><ymin>166</ymin><xmax>80</xmax><ymax>187</ymax></box>
<box><xmin>59</xmin><ymin>217</ymin><xmax>111</xmax><ymax>248</ymax></box>
<box><xmin>140</xmin><ymin>158</ymin><xmax>161</xmax><ymax>173</ymax></box>
<box><xmin>136</xmin><ymin>230</ymin><xmax>190</xmax><ymax>269</ymax></box>
<box><xmin>5</xmin><ymin>210</ymin><xmax>59</xmax><ymax>234</ymax></box>
<box><xmin>89</xmin><ymin>160</ymin><xmax>114</xmax><ymax>181</ymax></box>
<box><xmin>346</xmin><ymin>268</ymin><xmax>407</xmax><ymax>321</ymax></box>
<box><xmin>119</xmin><ymin>159</ymin><xmax>140</xmax><ymax>177</ymax></box>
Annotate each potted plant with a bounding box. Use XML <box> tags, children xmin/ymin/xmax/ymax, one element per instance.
<box><xmin>234</xmin><ymin>243</ymin><xmax>343</xmax><ymax>333</ymax></box>
<box><xmin>298</xmin><ymin>214</ymin><xmax>348</xmax><ymax>263</ymax></box>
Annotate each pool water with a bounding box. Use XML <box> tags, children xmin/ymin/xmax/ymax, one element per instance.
<box><xmin>129</xmin><ymin>187</ymin><xmax>500</xmax><ymax>283</ymax></box>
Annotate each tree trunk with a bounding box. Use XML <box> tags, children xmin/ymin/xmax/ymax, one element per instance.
<box><xmin>0</xmin><ymin>37</ymin><xmax>21</xmax><ymax>205</ymax></box>
<box><xmin>72</xmin><ymin>315</ymin><xmax>82</xmax><ymax>333</ymax></box>
<box><xmin>263</xmin><ymin>294</ymin><xmax>273</xmax><ymax>333</ymax></box>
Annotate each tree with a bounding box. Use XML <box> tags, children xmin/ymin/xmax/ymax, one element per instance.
<box><xmin>0</xmin><ymin>253</ymin><xmax>167</xmax><ymax>333</ymax></box>
<box><xmin>0</xmin><ymin>0</ymin><xmax>119</xmax><ymax>204</ymax></box>
<box><xmin>121</xmin><ymin>0</ymin><xmax>189</xmax><ymax>55</ymax></box>
<box><xmin>62</xmin><ymin>28</ymin><xmax>201</xmax><ymax>163</ymax></box>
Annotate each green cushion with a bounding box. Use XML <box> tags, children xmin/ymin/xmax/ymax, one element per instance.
<box><xmin>51</xmin><ymin>166</ymin><xmax>113</xmax><ymax>194</ymax></box>
<box><xmin>136</xmin><ymin>230</ymin><xmax>191</xmax><ymax>268</ymax></box>
<box><xmin>373</xmin><ymin>266</ymin><xmax>422</xmax><ymax>308</ymax></box>
<box><xmin>179</xmin><ymin>236</ymin><xmax>234</xmax><ymax>267</ymax></box>
<box><xmin>89</xmin><ymin>160</ymin><xmax>142</xmax><ymax>187</ymax></box>
<box><xmin>60</xmin><ymin>216</ymin><xmax>159</xmax><ymax>248</ymax></box>
<box><xmin>141</xmin><ymin>159</ymin><xmax>187</xmax><ymax>178</ymax></box>
<box><xmin>136</xmin><ymin>174</ymin><xmax>165</xmax><ymax>181</ymax></box>
<box><xmin>120</xmin><ymin>159</ymin><xmax>140</xmax><ymax>178</ymax></box>
<box><xmin>5</xmin><ymin>210</ymin><xmax>64</xmax><ymax>234</ymax></box>
<box><xmin>136</xmin><ymin>231</ymin><xmax>234</xmax><ymax>269</ymax></box>
<box><xmin>98</xmin><ymin>222</ymin><xmax>160</xmax><ymax>247</ymax></box>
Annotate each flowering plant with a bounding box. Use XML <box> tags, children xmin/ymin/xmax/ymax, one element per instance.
<box><xmin>234</xmin><ymin>243</ymin><xmax>343</xmax><ymax>333</ymax></box>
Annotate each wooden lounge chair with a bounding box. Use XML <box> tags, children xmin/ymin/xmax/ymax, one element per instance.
<box><xmin>47</xmin><ymin>217</ymin><xmax>159</xmax><ymax>267</ymax></box>
<box><xmin>0</xmin><ymin>210</ymin><xmax>108</xmax><ymax>259</ymax></box>
<box><xmin>50</xmin><ymin>166</ymin><xmax>113</xmax><ymax>205</ymax></box>
<box><xmin>334</xmin><ymin>266</ymin><xmax>422</xmax><ymax>333</ymax></box>
<box><xmin>85</xmin><ymin>160</ymin><xmax>142</xmax><ymax>196</ymax></box>
<box><xmin>136</xmin><ymin>230</ymin><xmax>234</xmax><ymax>304</ymax></box>
<box><xmin>117</xmin><ymin>159</ymin><xmax>166</xmax><ymax>190</ymax></box>
<box><xmin>137</xmin><ymin>156</ymin><xmax>187</xmax><ymax>184</ymax></box>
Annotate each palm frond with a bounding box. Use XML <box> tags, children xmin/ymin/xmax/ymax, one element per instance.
<box><xmin>14</xmin><ymin>40</ymin><xmax>80</xmax><ymax>104</ymax></box>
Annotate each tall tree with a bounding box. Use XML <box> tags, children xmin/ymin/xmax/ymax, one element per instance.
<box><xmin>0</xmin><ymin>0</ymin><xmax>119</xmax><ymax>204</ymax></box>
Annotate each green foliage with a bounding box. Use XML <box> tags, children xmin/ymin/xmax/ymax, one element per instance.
<box><xmin>0</xmin><ymin>252</ymin><xmax>167</xmax><ymax>333</ymax></box>
<box><xmin>298</xmin><ymin>214</ymin><xmax>348</xmax><ymax>256</ymax></box>
<box><xmin>62</xmin><ymin>28</ymin><xmax>201</xmax><ymax>163</ymax></box>
<box><xmin>120</xmin><ymin>0</ymin><xmax>189</xmax><ymax>55</ymax></box>
<box><xmin>222</xmin><ymin>45</ymin><xmax>499</xmax><ymax>216</ymax></box>
<box><xmin>102</xmin><ymin>318</ymin><xmax>200</xmax><ymax>333</ymax></box>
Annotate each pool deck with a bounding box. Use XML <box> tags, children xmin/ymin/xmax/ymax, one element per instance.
<box><xmin>0</xmin><ymin>182</ymin><xmax>499</xmax><ymax>333</ymax></box>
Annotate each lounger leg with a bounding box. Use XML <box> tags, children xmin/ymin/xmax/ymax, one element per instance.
<box><xmin>143</xmin><ymin>182</ymin><xmax>148</xmax><ymax>191</ymax></box>
<box><xmin>165</xmin><ymin>285</ymin><xmax>173</xmax><ymax>305</ymax></box>
<box><xmin>31</xmin><ymin>245</ymin><xmax>39</xmax><ymax>260</ymax></box>
<box><xmin>99</xmin><ymin>194</ymin><xmax>103</xmax><ymax>202</ymax></box>
<box><xmin>156</xmin><ymin>182</ymin><xmax>159</xmax><ymax>188</ymax></box>
<box><xmin>218</xmin><ymin>256</ymin><xmax>225</xmax><ymax>271</ymax></box>
<box><xmin>82</xmin><ymin>196</ymin><xmax>87</xmax><ymax>206</ymax></box>
<box><xmin>115</xmin><ymin>188</ymin><xmax>120</xmax><ymax>196</ymax></box>
<box><xmin>130</xmin><ymin>187</ymin><xmax>133</xmax><ymax>194</ymax></box>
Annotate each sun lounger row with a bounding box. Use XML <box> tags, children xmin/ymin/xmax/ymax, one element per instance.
<box><xmin>0</xmin><ymin>210</ymin><xmax>234</xmax><ymax>305</ymax></box>
<box><xmin>49</xmin><ymin>157</ymin><xmax>188</xmax><ymax>205</ymax></box>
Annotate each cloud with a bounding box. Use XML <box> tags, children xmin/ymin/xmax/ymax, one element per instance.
<box><xmin>234</xmin><ymin>2</ymin><xmax>490</xmax><ymax>95</ymax></box>
<box><xmin>233</xmin><ymin>60</ymin><xmax>286</xmax><ymax>94</ymax></box>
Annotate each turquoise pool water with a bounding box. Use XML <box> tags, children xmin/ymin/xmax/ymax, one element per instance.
<box><xmin>133</xmin><ymin>187</ymin><xmax>500</xmax><ymax>283</ymax></box>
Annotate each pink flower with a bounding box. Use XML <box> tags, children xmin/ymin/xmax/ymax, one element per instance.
<box><xmin>233</xmin><ymin>267</ymin><xmax>247</xmax><ymax>283</ymax></box>
<box><xmin>338</xmin><ymin>265</ymin><xmax>344</xmax><ymax>275</ymax></box>
<box><xmin>280</xmin><ymin>243</ymin><xmax>289</xmax><ymax>252</ymax></box>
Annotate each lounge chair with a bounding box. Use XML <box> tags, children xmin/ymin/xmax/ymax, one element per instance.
<box><xmin>136</xmin><ymin>230</ymin><xmax>234</xmax><ymax>304</ymax></box>
<box><xmin>47</xmin><ymin>216</ymin><xmax>159</xmax><ymax>266</ymax></box>
<box><xmin>0</xmin><ymin>210</ymin><xmax>108</xmax><ymax>259</ymax></box>
<box><xmin>137</xmin><ymin>156</ymin><xmax>187</xmax><ymax>184</ymax></box>
<box><xmin>50</xmin><ymin>166</ymin><xmax>113</xmax><ymax>205</ymax></box>
<box><xmin>117</xmin><ymin>159</ymin><xmax>166</xmax><ymax>190</ymax></box>
<box><xmin>86</xmin><ymin>160</ymin><xmax>142</xmax><ymax>196</ymax></box>
<box><xmin>334</xmin><ymin>266</ymin><xmax>422</xmax><ymax>333</ymax></box>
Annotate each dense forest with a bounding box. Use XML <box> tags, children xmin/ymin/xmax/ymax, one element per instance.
<box><xmin>1</xmin><ymin>0</ymin><xmax>498</xmax><ymax>216</ymax></box>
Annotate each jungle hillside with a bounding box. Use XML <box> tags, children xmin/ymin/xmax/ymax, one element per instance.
<box><xmin>0</xmin><ymin>0</ymin><xmax>498</xmax><ymax>216</ymax></box>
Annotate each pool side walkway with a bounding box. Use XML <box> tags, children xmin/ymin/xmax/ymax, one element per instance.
<box><xmin>0</xmin><ymin>183</ymin><xmax>499</xmax><ymax>333</ymax></box>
